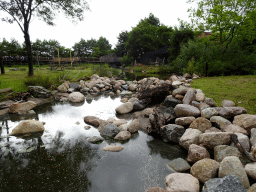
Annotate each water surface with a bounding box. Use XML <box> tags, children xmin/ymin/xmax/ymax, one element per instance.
<box><xmin>0</xmin><ymin>95</ymin><xmax>187</xmax><ymax>192</ymax></box>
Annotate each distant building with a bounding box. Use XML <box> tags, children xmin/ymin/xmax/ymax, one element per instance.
<box><xmin>197</xmin><ymin>32</ymin><xmax>212</xmax><ymax>38</ymax></box>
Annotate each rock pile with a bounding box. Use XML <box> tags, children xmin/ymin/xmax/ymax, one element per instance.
<box><xmin>82</xmin><ymin>73</ymin><xmax>256</xmax><ymax>191</ymax></box>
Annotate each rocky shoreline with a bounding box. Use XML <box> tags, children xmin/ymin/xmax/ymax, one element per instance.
<box><xmin>1</xmin><ymin>73</ymin><xmax>256</xmax><ymax>192</ymax></box>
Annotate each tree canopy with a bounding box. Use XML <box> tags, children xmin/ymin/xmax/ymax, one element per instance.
<box><xmin>188</xmin><ymin>0</ymin><xmax>256</xmax><ymax>48</ymax></box>
<box><xmin>0</xmin><ymin>0</ymin><xmax>90</xmax><ymax>75</ymax></box>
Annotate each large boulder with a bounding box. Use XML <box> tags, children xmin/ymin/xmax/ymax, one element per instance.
<box><xmin>9</xmin><ymin>101</ymin><xmax>37</xmax><ymax>115</ymax></box>
<box><xmin>187</xmin><ymin>144</ymin><xmax>210</xmax><ymax>163</ymax></box>
<box><xmin>201</xmin><ymin>108</ymin><xmax>218</xmax><ymax>119</ymax></box>
<box><xmin>10</xmin><ymin>120</ymin><xmax>45</xmax><ymax>136</ymax></box>
<box><xmin>84</xmin><ymin>116</ymin><xmax>105</xmax><ymax>127</ymax></box>
<box><xmin>160</xmin><ymin>124</ymin><xmax>185</xmax><ymax>143</ymax></box>
<box><xmin>28</xmin><ymin>86</ymin><xmax>51</xmax><ymax>98</ymax></box>
<box><xmin>179</xmin><ymin>128</ymin><xmax>202</xmax><ymax>150</ymax></box>
<box><xmin>175</xmin><ymin>116</ymin><xmax>195</xmax><ymax>126</ymax></box>
<box><xmin>218</xmin><ymin>107</ymin><xmax>247</xmax><ymax>119</ymax></box>
<box><xmin>165</xmin><ymin>173</ymin><xmax>200</xmax><ymax>192</ymax></box>
<box><xmin>199</xmin><ymin>132</ymin><xmax>232</xmax><ymax>149</ymax></box>
<box><xmin>221</xmin><ymin>99</ymin><xmax>236</xmax><ymax>107</ymax></box>
<box><xmin>189</xmin><ymin>117</ymin><xmax>212</xmax><ymax>133</ymax></box>
<box><xmin>214</xmin><ymin>145</ymin><xmax>249</xmax><ymax>165</ymax></box>
<box><xmin>203</xmin><ymin>175</ymin><xmax>247</xmax><ymax>192</ymax></box>
<box><xmin>100</xmin><ymin>123</ymin><xmax>120</xmax><ymax>138</ymax></box>
<box><xmin>174</xmin><ymin>104</ymin><xmax>201</xmax><ymax>118</ymax></box>
<box><xmin>172</xmin><ymin>86</ymin><xmax>190</xmax><ymax>97</ymax></box>
<box><xmin>222</xmin><ymin>124</ymin><xmax>248</xmax><ymax>135</ymax></box>
<box><xmin>163</xmin><ymin>96</ymin><xmax>182</xmax><ymax>108</ymax></box>
<box><xmin>210</xmin><ymin>116</ymin><xmax>231</xmax><ymax>129</ymax></box>
<box><xmin>241</xmin><ymin>115</ymin><xmax>256</xmax><ymax>133</ymax></box>
<box><xmin>218</xmin><ymin>156</ymin><xmax>250</xmax><ymax>188</ymax></box>
<box><xmin>115</xmin><ymin>102</ymin><xmax>133</xmax><ymax>114</ymax></box>
<box><xmin>245</xmin><ymin>162</ymin><xmax>256</xmax><ymax>180</ymax></box>
<box><xmin>114</xmin><ymin>131</ymin><xmax>131</xmax><ymax>141</ymax></box>
<box><xmin>182</xmin><ymin>88</ymin><xmax>196</xmax><ymax>105</ymax></box>
<box><xmin>68</xmin><ymin>92</ymin><xmax>85</xmax><ymax>103</ymax></box>
<box><xmin>127</xmin><ymin>119</ymin><xmax>140</xmax><ymax>133</ymax></box>
<box><xmin>205</xmin><ymin>97</ymin><xmax>217</xmax><ymax>107</ymax></box>
<box><xmin>167</xmin><ymin>158</ymin><xmax>191</xmax><ymax>172</ymax></box>
<box><xmin>190</xmin><ymin>158</ymin><xmax>220</xmax><ymax>183</ymax></box>
<box><xmin>195</xmin><ymin>92</ymin><xmax>205</xmax><ymax>102</ymax></box>
<box><xmin>230</xmin><ymin>133</ymin><xmax>250</xmax><ymax>152</ymax></box>
<box><xmin>233</xmin><ymin>114</ymin><xmax>251</xmax><ymax>127</ymax></box>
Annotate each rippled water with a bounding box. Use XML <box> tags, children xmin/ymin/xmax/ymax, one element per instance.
<box><xmin>0</xmin><ymin>95</ymin><xmax>187</xmax><ymax>192</ymax></box>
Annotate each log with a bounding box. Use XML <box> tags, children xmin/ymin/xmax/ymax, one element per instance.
<box><xmin>231</xmin><ymin>134</ymin><xmax>256</xmax><ymax>162</ymax></box>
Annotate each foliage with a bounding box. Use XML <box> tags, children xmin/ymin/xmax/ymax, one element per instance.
<box><xmin>169</xmin><ymin>27</ymin><xmax>194</xmax><ymax>61</ymax></box>
<box><xmin>119</xmin><ymin>55</ymin><xmax>134</xmax><ymax>66</ymax></box>
<box><xmin>91</xmin><ymin>64</ymin><xmax>120</xmax><ymax>77</ymax></box>
<box><xmin>0</xmin><ymin>0</ymin><xmax>90</xmax><ymax>76</ymax></box>
<box><xmin>0</xmin><ymin>38</ymin><xmax>25</xmax><ymax>56</ymax></box>
<box><xmin>187</xmin><ymin>0</ymin><xmax>256</xmax><ymax>49</ymax></box>
<box><xmin>24</xmin><ymin>74</ymin><xmax>56</xmax><ymax>89</ymax></box>
<box><xmin>115</xmin><ymin>31</ymin><xmax>129</xmax><ymax>57</ymax></box>
<box><xmin>125</xmin><ymin>13</ymin><xmax>173</xmax><ymax>62</ymax></box>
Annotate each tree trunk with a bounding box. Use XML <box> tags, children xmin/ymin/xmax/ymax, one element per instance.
<box><xmin>24</xmin><ymin>22</ymin><xmax>33</xmax><ymax>76</ymax></box>
<box><xmin>0</xmin><ymin>57</ymin><xmax>5</xmax><ymax>74</ymax></box>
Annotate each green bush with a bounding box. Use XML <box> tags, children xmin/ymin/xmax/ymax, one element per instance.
<box><xmin>24</xmin><ymin>75</ymin><xmax>56</xmax><ymax>89</ymax></box>
<box><xmin>120</xmin><ymin>55</ymin><xmax>134</xmax><ymax>65</ymax></box>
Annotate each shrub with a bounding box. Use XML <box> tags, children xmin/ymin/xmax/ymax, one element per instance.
<box><xmin>24</xmin><ymin>75</ymin><xmax>56</xmax><ymax>89</ymax></box>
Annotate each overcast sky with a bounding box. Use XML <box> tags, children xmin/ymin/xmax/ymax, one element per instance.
<box><xmin>0</xmin><ymin>0</ymin><xmax>192</xmax><ymax>49</ymax></box>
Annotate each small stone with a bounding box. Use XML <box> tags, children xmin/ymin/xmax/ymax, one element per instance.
<box><xmin>167</xmin><ymin>158</ymin><xmax>191</xmax><ymax>172</ymax></box>
<box><xmin>187</xmin><ymin>144</ymin><xmax>211</xmax><ymax>163</ymax></box>
<box><xmin>103</xmin><ymin>145</ymin><xmax>123</xmax><ymax>152</ymax></box>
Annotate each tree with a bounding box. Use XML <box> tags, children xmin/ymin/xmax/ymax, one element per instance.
<box><xmin>187</xmin><ymin>0</ymin><xmax>256</xmax><ymax>49</ymax></box>
<box><xmin>115</xmin><ymin>30</ymin><xmax>129</xmax><ymax>57</ymax></box>
<box><xmin>126</xmin><ymin>14</ymin><xmax>173</xmax><ymax>62</ymax></box>
<box><xmin>95</xmin><ymin>36</ymin><xmax>112</xmax><ymax>57</ymax></box>
<box><xmin>0</xmin><ymin>0</ymin><xmax>89</xmax><ymax>76</ymax></box>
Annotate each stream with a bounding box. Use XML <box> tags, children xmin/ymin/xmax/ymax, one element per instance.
<box><xmin>0</xmin><ymin>95</ymin><xmax>187</xmax><ymax>192</ymax></box>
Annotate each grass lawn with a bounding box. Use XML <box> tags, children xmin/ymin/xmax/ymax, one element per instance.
<box><xmin>191</xmin><ymin>75</ymin><xmax>256</xmax><ymax>115</ymax></box>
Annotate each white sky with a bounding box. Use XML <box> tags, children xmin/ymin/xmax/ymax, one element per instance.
<box><xmin>0</xmin><ymin>0</ymin><xmax>191</xmax><ymax>49</ymax></box>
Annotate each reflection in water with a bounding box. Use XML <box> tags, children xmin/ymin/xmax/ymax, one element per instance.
<box><xmin>0</xmin><ymin>95</ymin><xmax>187</xmax><ymax>191</ymax></box>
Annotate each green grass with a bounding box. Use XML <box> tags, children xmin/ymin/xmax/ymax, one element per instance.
<box><xmin>191</xmin><ymin>75</ymin><xmax>256</xmax><ymax>115</ymax></box>
<box><xmin>0</xmin><ymin>63</ymin><xmax>119</xmax><ymax>100</ymax></box>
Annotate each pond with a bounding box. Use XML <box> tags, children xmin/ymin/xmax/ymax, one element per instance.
<box><xmin>0</xmin><ymin>95</ymin><xmax>187</xmax><ymax>192</ymax></box>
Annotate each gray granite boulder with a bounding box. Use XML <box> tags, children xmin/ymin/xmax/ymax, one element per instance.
<box><xmin>210</xmin><ymin>116</ymin><xmax>231</xmax><ymax>129</ymax></box>
<box><xmin>87</xmin><ymin>136</ymin><xmax>104</xmax><ymax>144</ymax></box>
<box><xmin>205</xmin><ymin>97</ymin><xmax>217</xmax><ymax>107</ymax></box>
<box><xmin>174</xmin><ymin>104</ymin><xmax>201</xmax><ymax>117</ymax></box>
<box><xmin>175</xmin><ymin>116</ymin><xmax>195</xmax><ymax>126</ymax></box>
<box><xmin>221</xmin><ymin>99</ymin><xmax>236</xmax><ymax>107</ymax></box>
<box><xmin>182</xmin><ymin>88</ymin><xmax>196</xmax><ymax>105</ymax></box>
<box><xmin>250</xmin><ymin>128</ymin><xmax>256</xmax><ymax>146</ymax></box>
<box><xmin>222</xmin><ymin>124</ymin><xmax>248</xmax><ymax>135</ymax></box>
<box><xmin>10</xmin><ymin>120</ymin><xmax>45</xmax><ymax>136</ymax></box>
<box><xmin>28</xmin><ymin>86</ymin><xmax>51</xmax><ymax>98</ymax></box>
<box><xmin>214</xmin><ymin>145</ymin><xmax>249</xmax><ymax>165</ymax></box>
<box><xmin>114</xmin><ymin>131</ymin><xmax>131</xmax><ymax>141</ymax></box>
<box><xmin>190</xmin><ymin>158</ymin><xmax>220</xmax><ymax>183</ymax></box>
<box><xmin>199</xmin><ymin>132</ymin><xmax>232</xmax><ymax>149</ymax></box>
<box><xmin>84</xmin><ymin>116</ymin><xmax>105</xmax><ymax>127</ymax></box>
<box><xmin>187</xmin><ymin>144</ymin><xmax>211</xmax><ymax>163</ymax></box>
<box><xmin>218</xmin><ymin>156</ymin><xmax>250</xmax><ymax>188</ymax></box>
<box><xmin>167</xmin><ymin>158</ymin><xmax>191</xmax><ymax>172</ymax></box>
<box><xmin>172</xmin><ymin>86</ymin><xmax>190</xmax><ymax>97</ymax></box>
<box><xmin>230</xmin><ymin>133</ymin><xmax>250</xmax><ymax>152</ymax></box>
<box><xmin>9</xmin><ymin>101</ymin><xmax>37</xmax><ymax>115</ymax></box>
<box><xmin>165</xmin><ymin>173</ymin><xmax>200</xmax><ymax>192</ymax></box>
<box><xmin>245</xmin><ymin>162</ymin><xmax>256</xmax><ymax>180</ymax></box>
<box><xmin>189</xmin><ymin>117</ymin><xmax>212</xmax><ymax>133</ymax></box>
<box><xmin>202</xmin><ymin>175</ymin><xmax>247</xmax><ymax>192</ymax></box>
<box><xmin>103</xmin><ymin>145</ymin><xmax>123</xmax><ymax>152</ymax></box>
<box><xmin>100</xmin><ymin>123</ymin><xmax>120</xmax><ymax>138</ymax></box>
<box><xmin>201</xmin><ymin>108</ymin><xmax>218</xmax><ymax>119</ymax></box>
<box><xmin>160</xmin><ymin>124</ymin><xmax>185</xmax><ymax>143</ymax></box>
<box><xmin>115</xmin><ymin>102</ymin><xmax>133</xmax><ymax>114</ymax></box>
<box><xmin>179</xmin><ymin>128</ymin><xmax>202</xmax><ymax>150</ymax></box>
<box><xmin>163</xmin><ymin>96</ymin><xmax>182</xmax><ymax>108</ymax></box>
<box><xmin>233</xmin><ymin>114</ymin><xmax>251</xmax><ymax>127</ymax></box>
<box><xmin>68</xmin><ymin>92</ymin><xmax>85</xmax><ymax>103</ymax></box>
<box><xmin>218</xmin><ymin>107</ymin><xmax>247</xmax><ymax>119</ymax></box>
